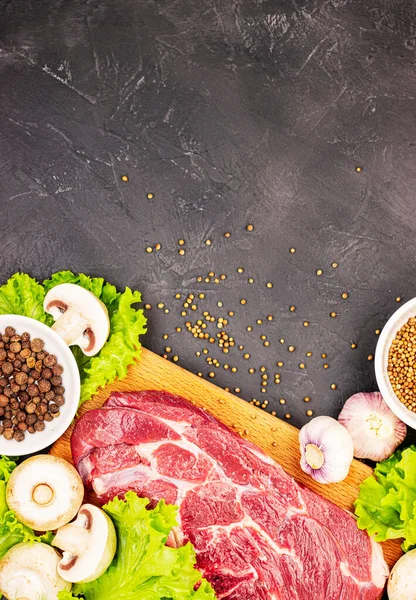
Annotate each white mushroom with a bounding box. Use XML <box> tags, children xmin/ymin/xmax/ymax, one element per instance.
<box><xmin>0</xmin><ymin>542</ymin><xmax>71</xmax><ymax>600</ymax></box>
<box><xmin>44</xmin><ymin>283</ymin><xmax>110</xmax><ymax>356</ymax></box>
<box><xmin>388</xmin><ymin>549</ymin><xmax>416</xmax><ymax>600</ymax></box>
<box><xmin>6</xmin><ymin>455</ymin><xmax>84</xmax><ymax>531</ymax></box>
<box><xmin>53</xmin><ymin>504</ymin><xmax>117</xmax><ymax>584</ymax></box>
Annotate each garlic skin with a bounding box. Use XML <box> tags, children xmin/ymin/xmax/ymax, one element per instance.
<box><xmin>299</xmin><ymin>416</ymin><xmax>354</xmax><ymax>484</ymax></box>
<box><xmin>338</xmin><ymin>392</ymin><xmax>407</xmax><ymax>462</ymax></box>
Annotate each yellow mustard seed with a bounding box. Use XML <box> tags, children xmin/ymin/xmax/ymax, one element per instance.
<box><xmin>285</xmin><ymin>413</ymin><xmax>291</xmax><ymax>419</ymax></box>
<box><xmin>375</xmin><ymin>329</ymin><xmax>381</xmax><ymax>335</ymax></box>
<box><xmin>237</xmin><ymin>267</ymin><xmax>244</xmax><ymax>273</ymax></box>
<box><xmin>246</xmin><ymin>224</ymin><xmax>254</xmax><ymax>231</ymax></box>
<box><xmin>205</xmin><ymin>239</ymin><xmax>212</xmax><ymax>246</ymax></box>
<box><xmin>341</xmin><ymin>292</ymin><xmax>349</xmax><ymax>299</ymax></box>
<box><xmin>290</xmin><ymin>305</ymin><xmax>296</xmax><ymax>312</ymax></box>
<box><xmin>121</xmin><ymin>175</ymin><xmax>129</xmax><ymax>182</ymax></box>
<box><xmin>157</xmin><ymin>303</ymin><xmax>165</xmax><ymax>309</ymax></box>
<box><xmin>224</xmin><ymin>232</ymin><xmax>231</xmax><ymax>238</ymax></box>
<box><xmin>368</xmin><ymin>354</ymin><xmax>374</xmax><ymax>361</ymax></box>
<box><xmin>290</xmin><ymin>248</ymin><xmax>296</xmax><ymax>254</ymax></box>
<box><xmin>172</xmin><ymin>355</ymin><xmax>179</xmax><ymax>362</ymax></box>
<box><xmin>178</xmin><ymin>249</ymin><xmax>185</xmax><ymax>256</ymax></box>
<box><xmin>240</xmin><ymin>299</ymin><xmax>247</xmax><ymax>305</ymax></box>
<box><xmin>303</xmin><ymin>321</ymin><xmax>309</xmax><ymax>327</ymax></box>
<box><xmin>288</xmin><ymin>345</ymin><xmax>295</xmax><ymax>352</ymax></box>
<box><xmin>277</xmin><ymin>361</ymin><xmax>283</xmax><ymax>367</ymax></box>
<box><xmin>299</xmin><ymin>363</ymin><xmax>305</xmax><ymax>369</ymax></box>
<box><xmin>266</xmin><ymin>282</ymin><xmax>273</xmax><ymax>288</ymax></box>
<box><xmin>316</xmin><ymin>269</ymin><xmax>323</xmax><ymax>276</ymax></box>
<box><xmin>396</xmin><ymin>297</ymin><xmax>402</xmax><ymax>302</ymax></box>
<box><xmin>330</xmin><ymin>311</ymin><xmax>338</xmax><ymax>318</ymax></box>
<box><xmin>267</xmin><ymin>315</ymin><xmax>273</xmax><ymax>321</ymax></box>
<box><xmin>304</xmin><ymin>396</ymin><xmax>311</xmax><ymax>403</ymax></box>
<box><xmin>165</xmin><ymin>346</ymin><xmax>172</xmax><ymax>353</ymax></box>
<box><xmin>147</xmin><ymin>192</ymin><xmax>154</xmax><ymax>199</ymax></box>
<box><xmin>355</xmin><ymin>166</ymin><xmax>362</xmax><ymax>173</ymax></box>
<box><xmin>248</xmin><ymin>277</ymin><xmax>254</xmax><ymax>284</ymax></box>
<box><xmin>306</xmin><ymin>410</ymin><xmax>313</xmax><ymax>417</ymax></box>
<box><xmin>321</xmin><ymin>353</ymin><xmax>327</xmax><ymax>358</ymax></box>
<box><xmin>146</xmin><ymin>246</ymin><xmax>153</xmax><ymax>253</ymax></box>
<box><xmin>155</xmin><ymin>243</ymin><xmax>161</xmax><ymax>251</ymax></box>
<box><xmin>178</xmin><ymin>239</ymin><xmax>185</xmax><ymax>245</ymax></box>
<box><xmin>332</xmin><ymin>262</ymin><xmax>338</xmax><ymax>268</ymax></box>
<box><xmin>331</xmin><ymin>383</ymin><xmax>337</xmax><ymax>390</ymax></box>
<box><xmin>351</xmin><ymin>343</ymin><xmax>357</xmax><ymax>349</ymax></box>
<box><xmin>279</xmin><ymin>398</ymin><xmax>286</xmax><ymax>404</ymax></box>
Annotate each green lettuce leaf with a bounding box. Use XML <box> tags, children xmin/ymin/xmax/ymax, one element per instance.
<box><xmin>43</xmin><ymin>271</ymin><xmax>147</xmax><ymax>403</ymax></box>
<box><xmin>0</xmin><ymin>510</ymin><xmax>53</xmax><ymax>559</ymax></box>
<box><xmin>60</xmin><ymin>492</ymin><xmax>215</xmax><ymax>600</ymax></box>
<box><xmin>0</xmin><ymin>273</ymin><xmax>50</xmax><ymax>323</ymax></box>
<box><xmin>355</xmin><ymin>445</ymin><xmax>416</xmax><ymax>551</ymax></box>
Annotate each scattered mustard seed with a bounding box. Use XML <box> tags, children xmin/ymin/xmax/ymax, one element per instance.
<box><xmin>341</xmin><ymin>292</ymin><xmax>349</xmax><ymax>299</ymax></box>
<box><xmin>332</xmin><ymin>262</ymin><xmax>338</xmax><ymax>268</ymax></box>
<box><xmin>330</xmin><ymin>311</ymin><xmax>338</xmax><ymax>318</ymax></box>
<box><xmin>147</xmin><ymin>192</ymin><xmax>154</xmax><ymax>199</ymax></box>
<box><xmin>285</xmin><ymin>413</ymin><xmax>291</xmax><ymax>419</ymax></box>
<box><xmin>237</xmin><ymin>267</ymin><xmax>244</xmax><ymax>273</ymax></box>
<box><xmin>351</xmin><ymin>343</ymin><xmax>357</xmax><ymax>349</ymax></box>
<box><xmin>144</xmin><ymin>303</ymin><xmax>152</xmax><ymax>310</ymax></box>
<box><xmin>246</xmin><ymin>224</ymin><xmax>254</xmax><ymax>231</ymax></box>
<box><xmin>323</xmin><ymin>363</ymin><xmax>329</xmax><ymax>369</ymax></box>
<box><xmin>165</xmin><ymin>346</ymin><xmax>172</xmax><ymax>353</ymax></box>
<box><xmin>303</xmin><ymin>321</ymin><xmax>309</xmax><ymax>327</ymax></box>
<box><xmin>306</xmin><ymin>410</ymin><xmax>313</xmax><ymax>417</ymax></box>
<box><xmin>172</xmin><ymin>355</ymin><xmax>179</xmax><ymax>362</ymax></box>
<box><xmin>205</xmin><ymin>239</ymin><xmax>212</xmax><ymax>246</ymax></box>
<box><xmin>279</xmin><ymin>338</ymin><xmax>285</xmax><ymax>344</ymax></box>
<box><xmin>321</xmin><ymin>353</ymin><xmax>327</xmax><ymax>358</ymax></box>
<box><xmin>178</xmin><ymin>249</ymin><xmax>185</xmax><ymax>256</ymax></box>
<box><xmin>331</xmin><ymin>383</ymin><xmax>337</xmax><ymax>390</ymax></box>
<box><xmin>355</xmin><ymin>166</ymin><xmax>362</xmax><ymax>173</ymax></box>
<box><xmin>240</xmin><ymin>299</ymin><xmax>247</xmax><ymax>305</ymax></box>
<box><xmin>299</xmin><ymin>363</ymin><xmax>305</xmax><ymax>369</ymax></box>
<box><xmin>279</xmin><ymin>398</ymin><xmax>286</xmax><ymax>404</ymax></box>
<box><xmin>396</xmin><ymin>297</ymin><xmax>402</xmax><ymax>303</ymax></box>
<box><xmin>288</xmin><ymin>345</ymin><xmax>295</xmax><ymax>352</ymax></box>
<box><xmin>248</xmin><ymin>278</ymin><xmax>254</xmax><ymax>284</ymax></box>
<box><xmin>178</xmin><ymin>239</ymin><xmax>185</xmax><ymax>246</ymax></box>
<box><xmin>146</xmin><ymin>246</ymin><xmax>153</xmax><ymax>253</ymax></box>
<box><xmin>289</xmin><ymin>305</ymin><xmax>296</xmax><ymax>312</ymax></box>
<box><xmin>121</xmin><ymin>175</ymin><xmax>129</xmax><ymax>182</ymax></box>
<box><xmin>266</xmin><ymin>282</ymin><xmax>273</xmax><ymax>288</ymax></box>
<box><xmin>316</xmin><ymin>269</ymin><xmax>323</xmax><ymax>276</ymax></box>
<box><xmin>290</xmin><ymin>248</ymin><xmax>296</xmax><ymax>254</ymax></box>
<box><xmin>304</xmin><ymin>396</ymin><xmax>311</xmax><ymax>403</ymax></box>
<box><xmin>155</xmin><ymin>243</ymin><xmax>161</xmax><ymax>251</ymax></box>
<box><xmin>224</xmin><ymin>232</ymin><xmax>231</xmax><ymax>238</ymax></box>
<box><xmin>157</xmin><ymin>303</ymin><xmax>165</xmax><ymax>309</ymax></box>
<box><xmin>267</xmin><ymin>315</ymin><xmax>273</xmax><ymax>321</ymax></box>
<box><xmin>163</xmin><ymin>334</ymin><xmax>169</xmax><ymax>340</ymax></box>
<box><xmin>368</xmin><ymin>354</ymin><xmax>374</xmax><ymax>361</ymax></box>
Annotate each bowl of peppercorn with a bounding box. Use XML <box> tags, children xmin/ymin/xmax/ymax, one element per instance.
<box><xmin>375</xmin><ymin>297</ymin><xmax>416</xmax><ymax>429</ymax></box>
<box><xmin>0</xmin><ymin>314</ymin><xmax>80</xmax><ymax>455</ymax></box>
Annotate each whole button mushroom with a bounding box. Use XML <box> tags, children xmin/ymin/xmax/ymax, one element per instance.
<box><xmin>44</xmin><ymin>283</ymin><xmax>110</xmax><ymax>356</ymax></box>
<box><xmin>6</xmin><ymin>455</ymin><xmax>84</xmax><ymax>531</ymax></box>
<box><xmin>0</xmin><ymin>542</ymin><xmax>72</xmax><ymax>599</ymax></box>
<box><xmin>53</xmin><ymin>504</ymin><xmax>117</xmax><ymax>584</ymax></box>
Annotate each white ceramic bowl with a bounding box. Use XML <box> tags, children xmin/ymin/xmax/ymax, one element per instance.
<box><xmin>375</xmin><ymin>297</ymin><xmax>416</xmax><ymax>429</ymax></box>
<box><xmin>0</xmin><ymin>315</ymin><xmax>80</xmax><ymax>455</ymax></box>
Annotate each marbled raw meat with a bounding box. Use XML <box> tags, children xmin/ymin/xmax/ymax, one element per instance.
<box><xmin>71</xmin><ymin>390</ymin><xmax>389</xmax><ymax>600</ymax></box>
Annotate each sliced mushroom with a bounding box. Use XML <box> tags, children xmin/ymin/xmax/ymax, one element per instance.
<box><xmin>44</xmin><ymin>283</ymin><xmax>110</xmax><ymax>356</ymax></box>
<box><xmin>6</xmin><ymin>455</ymin><xmax>84</xmax><ymax>531</ymax></box>
<box><xmin>53</xmin><ymin>504</ymin><xmax>117</xmax><ymax>584</ymax></box>
<box><xmin>0</xmin><ymin>542</ymin><xmax>71</xmax><ymax>600</ymax></box>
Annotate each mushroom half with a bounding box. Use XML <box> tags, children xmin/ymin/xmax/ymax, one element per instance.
<box><xmin>6</xmin><ymin>455</ymin><xmax>84</xmax><ymax>531</ymax></box>
<box><xmin>53</xmin><ymin>504</ymin><xmax>117</xmax><ymax>584</ymax></box>
<box><xmin>44</xmin><ymin>283</ymin><xmax>110</xmax><ymax>356</ymax></box>
<box><xmin>0</xmin><ymin>542</ymin><xmax>71</xmax><ymax>600</ymax></box>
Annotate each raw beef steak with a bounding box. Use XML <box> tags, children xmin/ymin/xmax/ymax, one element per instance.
<box><xmin>71</xmin><ymin>390</ymin><xmax>389</xmax><ymax>600</ymax></box>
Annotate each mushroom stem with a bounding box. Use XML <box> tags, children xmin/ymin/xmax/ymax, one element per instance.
<box><xmin>6</xmin><ymin>570</ymin><xmax>46</xmax><ymax>600</ymax></box>
<box><xmin>32</xmin><ymin>484</ymin><xmax>54</xmax><ymax>507</ymax></box>
<box><xmin>51</xmin><ymin>308</ymin><xmax>89</xmax><ymax>347</ymax></box>
<box><xmin>54</xmin><ymin>524</ymin><xmax>90</xmax><ymax>555</ymax></box>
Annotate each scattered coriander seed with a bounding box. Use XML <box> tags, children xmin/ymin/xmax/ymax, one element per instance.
<box><xmin>205</xmin><ymin>239</ymin><xmax>212</xmax><ymax>246</ymax></box>
<box><xmin>355</xmin><ymin>166</ymin><xmax>362</xmax><ymax>173</ymax></box>
<box><xmin>178</xmin><ymin>249</ymin><xmax>185</xmax><ymax>256</ymax></box>
<box><xmin>330</xmin><ymin>383</ymin><xmax>337</xmax><ymax>390</ymax></box>
<box><xmin>290</xmin><ymin>248</ymin><xmax>296</xmax><ymax>254</ymax></box>
<box><xmin>240</xmin><ymin>299</ymin><xmax>247</xmax><ymax>305</ymax></box>
<box><xmin>146</xmin><ymin>247</ymin><xmax>153</xmax><ymax>253</ymax></box>
<box><xmin>121</xmin><ymin>175</ymin><xmax>129</xmax><ymax>182</ymax></box>
<box><xmin>367</xmin><ymin>354</ymin><xmax>374</xmax><ymax>361</ymax></box>
<box><xmin>288</xmin><ymin>345</ymin><xmax>295</xmax><ymax>352</ymax></box>
<box><xmin>246</xmin><ymin>224</ymin><xmax>254</xmax><ymax>231</ymax></box>
<box><xmin>351</xmin><ymin>343</ymin><xmax>357</xmax><ymax>349</ymax></box>
<box><xmin>330</xmin><ymin>311</ymin><xmax>338</xmax><ymax>318</ymax></box>
<box><xmin>306</xmin><ymin>410</ymin><xmax>313</xmax><ymax>417</ymax></box>
<box><xmin>266</xmin><ymin>282</ymin><xmax>273</xmax><ymax>288</ymax></box>
<box><xmin>224</xmin><ymin>232</ymin><xmax>231</xmax><ymax>238</ymax></box>
<box><xmin>316</xmin><ymin>269</ymin><xmax>323</xmax><ymax>276</ymax></box>
<box><xmin>304</xmin><ymin>396</ymin><xmax>311</xmax><ymax>403</ymax></box>
<box><xmin>147</xmin><ymin>192</ymin><xmax>154</xmax><ymax>199</ymax></box>
<box><xmin>289</xmin><ymin>305</ymin><xmax>296</xmax><ymax>312</ymax></box>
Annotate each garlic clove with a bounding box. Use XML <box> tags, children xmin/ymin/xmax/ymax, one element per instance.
<box><xmin>338</xmin><ymin>392</ymin><xmax>407</xmax><ymax>462</ymax></box>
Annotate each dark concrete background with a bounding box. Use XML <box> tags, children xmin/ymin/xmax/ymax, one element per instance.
<box><xmin>0</xmin><ymin>0</ymin><xmax>415</xmax><ymax>438</ymax></box>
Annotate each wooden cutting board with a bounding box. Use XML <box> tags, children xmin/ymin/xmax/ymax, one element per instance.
<box><xmin>51</xmin><ymin>347</ymin><xmax>402</xmax><ymax>568</ymax></box>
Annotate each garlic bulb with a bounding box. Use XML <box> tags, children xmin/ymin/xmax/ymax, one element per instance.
<box><xmin>338</xmin><ymin>392</ymin><xmax>406</xmax><ymax>462</ymax></box>
<box><xmin>299</xmin><ymin>416</ymin><xmax>354</xmax><ymax>484</ymax></box>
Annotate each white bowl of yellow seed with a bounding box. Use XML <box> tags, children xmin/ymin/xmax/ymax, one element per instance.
<box><xmin>375</xmin><ymin>298</ymin><xmax>416</xmax><ymax>430</ymax></box>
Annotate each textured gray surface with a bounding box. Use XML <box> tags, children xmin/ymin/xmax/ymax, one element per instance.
<box><xmin>0</xmin><ymin>0</ymin><xmax>416</xmax><ymax>438</ymax></box>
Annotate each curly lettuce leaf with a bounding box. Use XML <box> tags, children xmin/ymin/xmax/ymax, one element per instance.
<box><xmin>355</xmin><ymin>445</ymin><xmax>416</xmax><ymax>551</ymax></box>
<box><xmin>0</xmin><ymin>273</ymin><xmax>50</xmax><ymax>323</ymax></box>
<box><xmin>0</xmin><ymin>510</ymin><xmax>53</xmax><ymax>559</ymax></box>
<box><xmin>0</xmin><ymin>455</ymin><xmax>17</xmax><ymax>518</ymax></box>
<box><xmin>60</xmin><ymin>492</ymin><xmax>215</xmax><ymax>600</ymax></box>
<box><xmin>44</xmin><ymin>271</ymin><xmax>147</xmax><ymax>403</ymax></box>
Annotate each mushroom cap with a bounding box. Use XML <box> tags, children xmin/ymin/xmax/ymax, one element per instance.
<box><xmin>0</xmin><ymin>542</ymin><xmax>71</xmax><ymax>600</ymax></box>
<box><xmin>54</xmin><ymin>504</ymin><xmax>117</xmax><ymax>584</ymax></box>
<box><xmin>44</xmin><ymin>283</ymin><xmax>110</xmax><ymax>356</ymax></box>
<box><xmin>388</xmin><ymin>549</ymin><xmax>416</xmax><ymax>600</ymax></box>
<box><xmin>6</xmin><ymin>455</ymin><xmax>84</xmax><ymax>531</ymax></box>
